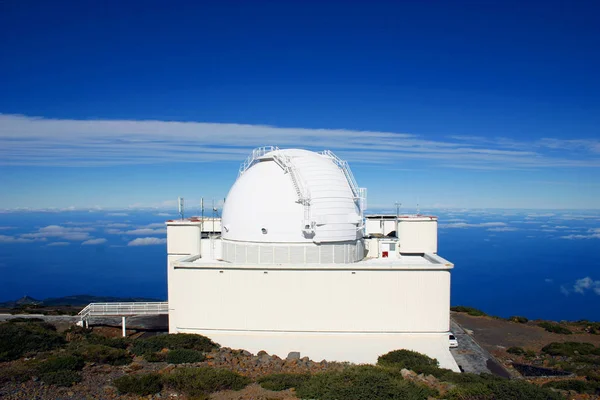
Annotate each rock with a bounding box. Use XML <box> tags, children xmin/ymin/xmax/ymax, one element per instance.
<box><xmin>301</xmin><ymin>356</ymin><xmax>310</xmax><ymax>362</ymax></box>
<box><xmin>287</xmin><ymin>351</ymin><xmax>301</xmax><ymax>360</ymax></box>
<box><xmin>257</xmin><ymin>350</ymin><xmax>269</xmax><ymax>356</ymax></box>
<box><xmin>401</xmin><ymin>368</ymin><xmax>416</xmax><ymax>379</ymax></box>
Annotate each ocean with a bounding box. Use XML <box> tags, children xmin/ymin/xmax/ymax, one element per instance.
<box><xmin>1</xmin><ymin>209</ymin><xmax>599</xmax><ymax>321</ymax></box>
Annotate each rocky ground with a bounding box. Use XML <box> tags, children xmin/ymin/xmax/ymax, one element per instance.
<box><xmin>0</xmin><ymin>328</ymin><xmax>348</xmax><ymax>400</ymax></box>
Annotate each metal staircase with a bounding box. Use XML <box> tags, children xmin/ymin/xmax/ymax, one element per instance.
<box><xmin>239</xmin><ymin>146</ymin><xmax>314</xmax><ymax>234</ymax></box>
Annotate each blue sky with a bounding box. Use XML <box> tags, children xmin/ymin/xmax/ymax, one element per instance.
<box><xmin>1</xmin><ymin>1</ymin><xmax>599</xmax><ymax>210</ymax></box>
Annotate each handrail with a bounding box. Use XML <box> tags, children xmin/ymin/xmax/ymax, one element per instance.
<box><xmin>320</xmin><ymin>150</ymin><xmax>360</xmax><ymax>196</ymax></box>
<box><xmin>239</xmin><ymin>146</ymin><xmax>279</xmax><ymax>176</ymax></box>
<box><xmin>78</xmin><ymin>302</ymin><xmax>169</xmax><ymax>320</ymax></box>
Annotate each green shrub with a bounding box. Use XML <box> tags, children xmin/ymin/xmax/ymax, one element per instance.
<box><xmin>144</xmin><ymin>352</ymin><xmax>167</xmax><ymax>363</ymax></box>
<box><xmin>86</xmin><ymin>335</ymin><xmax>130</xmax><ymax>349</ymax></box>
<box><xmin>37</xmin><ymin>355</ymin><xmax>84</xmax><ymax>374</ymax></box>
<box><xmin>64</xmin><ymin>326</ymin><xmax>130</xmax><ymax>349</ymax></box>
<box><xmin>377</xmin><ymin>349</ymin><xmax>439</xmax><ymax>369</ymax></box>
<box><xmin>485</xmin><ymin>380</ymin><xmax>564</xmax><ymax>400</ymax></box>
<box><xmin>507</xmin><ymin>347</ymin><xmax>526</xmax><ymax>355</ymax></box>
<box><xmin>131</xmin><ymin>333</ymin><xmax>218</xmax><ymax>356</ymax></box>
<box><xmin>258</xmin><ymin>373</ymin><xmax>310</xmax><ymax>391</ymax></box>
<box><xmin>0</xmin><ymin>320</ymin><xmax>65</xmax><ymax>361</ymax></box>
<box><xmin>448</xmin><ymin>380</ymin><xmax>564</xmax><ymax>400</ymax></box>
<box><xmin>72</xmin><ymin>344</ymin><xmax>132</xmax><ymax>365</ymax></box>
<box><xmin>447</xmin><ymin>383</ymin><xmax>493</xmax><ymax>400</ymax></box>
<box><xmin>113</xmin><ymin>373</ymin><xmax>163</xmax><ymax>396</ymax></box>
<box><xmin>166</xmin><ymin>348</ymin><xmax>206</xmax><ymax>364</ymax></box>
<box><xmin>542</xmin><ymin>342</ymin><xmax>597</xmax><ymax>357</ymax></box>
<box><xmin>543</xmin><ymin>379</ymin><xmax>599</xmax><ymax>394</ymax></box>
<box><xmin>40</xmin><ymin>370</ymin><xmax>82</xmax><ymax>387</ymax></box>
<box><xmin>164</xmin><ymin>367</ymin><xmax>250</xmax><ymax>397</ymax></box>
<box><xmin>296</xmin><ymin>365</ymin><xmax>438</xmax><ymax>400</ymax></box>
<box><xmin>451</xmin><ymin>306</ymin><xmax>487</xmax><ymax>316</ymax></box>
<box><xmin>439</xmin><ymin>371</ymin><xmax>501</xmax><ymax>385</ymax></box>
<box><xmin>538</xmin><ymin>322</ymin><xmax>572</xmax><ymax>334</ymax></box>
<box><xmin>0</xmin><ymin>361</ymin><xmax>38</xmax><ymax>384</ymax></box>
<box><xmin>509</xmin><ymin>316</ymin><xmax>529</xmax><ymax>323</ymax></box>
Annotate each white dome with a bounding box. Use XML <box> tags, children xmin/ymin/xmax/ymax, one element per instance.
<box><xmin>222</xmin><ymin>148</ymin><xmax>364</xmax><ymax>245</ymax></box>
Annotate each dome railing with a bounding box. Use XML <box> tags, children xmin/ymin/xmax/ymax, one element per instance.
<box><xmin>239</xmin><ymin>146</ymin><xmax>280</xmax><ymax>176</ymax></box>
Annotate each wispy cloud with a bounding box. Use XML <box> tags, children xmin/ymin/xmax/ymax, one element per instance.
<box><xmin>82</xmin><ymin>238</ymin><xmax>107</xmax><ymax>245</ymax></box>
<box><xmin>106</xmin><ymin>228</ymin><xmax>166</xmax><ymax>236</ymax></box>
<box><xmin>21</xmin><ymin>225</ymin><xmax>94</xmax><ymax>241</ymax></box>
<box><xmin>0</xmin><ymin>234</ymin><xmax>45</xmax><ymax>243</ymax></box>
<box><xmin>440</xmin><ymin>222</ymin><xmax>507</xmax><ymax>229</ymax></box>
<box><xmin>47</xmin><ymin>242</ymin><xmax>70</xmax><ymax>246</ymax></box>
<box><xmin>2</xmin><ymin>114</ymin><xmax>600</xmax><ymax>170</ymax></box>
<box><xmin>487</xmin><ymin>227</ymin><xmax>519</xmax><ymax>232</ymax></box>
<box><xmin>560</xmin><ymin>228</ymin><xmax>600</xmax><ymax>240</ymax></box>
<box><xmin>574</xmin><ymin>277</ymin><xmax>600</xmax><ymax>295</ymax></box>
<box><xmin>127</xmin><ymin>237</ymin><xmax>167</xmax><ymax>246</ymax></box>
<box><xmin>560</xmin><ymin>277</ymin><xmax>600</xmax><ymax>296</ymax></box>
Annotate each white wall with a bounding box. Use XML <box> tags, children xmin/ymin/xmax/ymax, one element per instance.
<box><xmin>171</xmin><ymin>268</ymin><xmax>449</xmax><ymax>333</ymax></box>
<box><xmin>397</xmin><ymin>220</ymin><xmax>438</xmax><ymax>253</ymax></box>
<box><xmin>168</xmin><ymin>265</ymin><xmax>455</xmax><ymax>369</ymax></box>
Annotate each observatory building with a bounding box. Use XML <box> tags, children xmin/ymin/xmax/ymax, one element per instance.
<box><xmin>167</xmin><ymin>147</ymin><xmax>458</xmax><ymax>371</ymax></box>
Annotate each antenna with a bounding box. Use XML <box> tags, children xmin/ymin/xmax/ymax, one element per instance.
<box><xmin>200</xmin><ymin>197</ymin><xmax>204</xmax><ymax>232</ymax></box>
<box><xmin>212</xmin><ymin>198</ymin><xmax>215</xmax><ymax>236</ymax></box>
<box><xmin>416</xmin><ymin>197</ymin><xmax>420</xmax><ymax>216</ymax></box>
<box><xmin>394</xmin><ymin>201</ymin><xmax>401</xmax><ymax>217</ymax></box>
<box><xmin>178</xmin><ymin>197</ymin><xmax>184</xmax><ymax>220</ymax></box>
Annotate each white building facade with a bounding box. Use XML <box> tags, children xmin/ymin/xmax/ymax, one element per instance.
<box><xmin>166</xmin><ymin>147</ymin><xmax>459</xmax><ymax>371</ymax></box>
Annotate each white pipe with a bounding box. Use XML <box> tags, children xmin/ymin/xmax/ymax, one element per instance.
<box><xmin>122</xmin><ymin>316</ymin><xmax>126</xmax><ymax>337</ymax></box>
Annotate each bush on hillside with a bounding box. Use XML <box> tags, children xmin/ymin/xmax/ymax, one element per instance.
<box><xmin>0</xmin><ymin>320</ymin><xmax>65</xmax><ymax>361</ymax></box>
<box><xmin>543</xmin><ymin>379</ymin><xmax>600</xmax><ymax>394</ymax></box>
<box><xmin>40</xmin><ymin>370</ymin><xmax>82</xmax><ymax>387</ymax></box>
<box><xmin>296</xmin><ymin>365</ymin><xmax>438</xmax><ymax>400</ymax></box>
<box><xmin>144</xmin><ymin>352</ymin><xmax>167</xmax><ymax>363</ymax></box>
<box><xmin>538</xmin><ymin>322</ymin><xmax>572</xmax><ymax>334</ymax></box>
<box><xmin>71</xmin><ymin>344</ymin><xmax>132</xmax><ymax>365</ymax></box>
<box><xmin>509</xmin><ymin>316</ymin><xmax>528</xmax><ymax>323</ymax></box>
<box><xmin>448</xmin><ymin>379</ymin><xmax>564</xmax><ymax>400</ymax></box>
<box><xmin>507</xmin><ymin>347</ymin><xmax>526</xmax><ymax>355</ymax></box>
<box><xmin>451</xmin><ymin>306</ymin><xmax>487</xmax><ymax>316</ymax></box>
<box><xmin>0</xmin><ymin>361</ymin><xmax>38</xmax><ymax>384</ymax></box>
<box><xmin>258</xmin><ymin>373</ymin><xmax>311</xmax><ymax>391</ymax></box>
<box><xmin>113</xmin><ymin>373</ymin><xmax>163</xmax><ymax>396</ymax></box>
<box><xmin>37</xmin><ymin>355</ymin><xmax>84</xmax><ymax>374</ymax></box>
<box><xmin>131</xmin><ymin>333</ymin><xmax>218</xmax><ymax>356</ymax></box>
<box><xmin>64</xmin><ymin>326</ymin><xmax>130</xmax><ymax>349</ymax></box>
<box><xmin>164</xmin><ymin>367</ymin><xmax>250</xmax><ymax>397</ymax></box>
<box><xmin>542</xmin><ymin>342</ymin><xmax>598</xmax><ymax>357</ymax></box>
<box><xmin>377</xmin><ymin>349</ymin><xmax>439</xmax><ymax>369</ymax></box>
<box><xmin>166</xmin><ymin>348</ymin><xmax>205</xmax><ymax>364</ymax></box>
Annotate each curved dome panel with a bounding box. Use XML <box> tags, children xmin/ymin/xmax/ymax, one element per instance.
<box><xmin>221</xmin><ymin>148</ymin><xmax>363</xmax><ymax>244</ymax></box>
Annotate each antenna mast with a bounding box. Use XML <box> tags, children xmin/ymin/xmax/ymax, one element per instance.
<box><xmin>178</xmin><ymin>197</ymin><xmax>184</xmax><ymax>220</ymax></box>
<box><xmin>394</xmin><ymin>201</ymin><xmax>401</xmax><ymax>217</ymax></box>
<box><xmin>200</xmin><ymin>197</ymin><xmax>204</xmax><ymax>232</ymax></box>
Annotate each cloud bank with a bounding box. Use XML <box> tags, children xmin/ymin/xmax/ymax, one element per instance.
<box><xmin>127</xmin><ymin>237</ymin><xmax>167</xmax><ymax>246</ymax></box>
<box><xmin>2</xmin><ymin>114</ymin><xmax>600</xmax><ymax>170</ymax></box>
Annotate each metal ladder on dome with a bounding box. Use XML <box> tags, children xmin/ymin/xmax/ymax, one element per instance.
<box><xmin>320</xmin><ymin>150</ymin><xmax>367</xmax><ymax>217</ymax></box>
<box><xmin>238</xmin><ymin>146</ymin><xmax>314</xmax><ymax>234</ymax></box>
<box><xmin>270</xmin><ymin>152</ymin><xmax>313</xmax><ymax>234</ymax></box>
